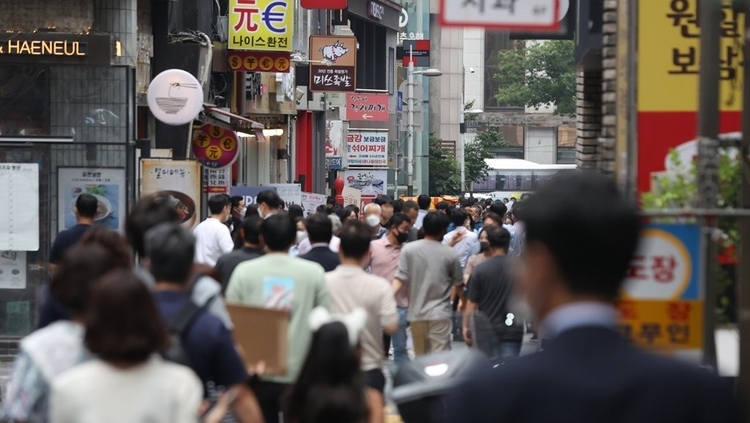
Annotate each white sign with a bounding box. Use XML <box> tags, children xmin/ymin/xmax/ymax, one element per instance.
<box><xmin>0</xmin><ymin>251</ymin><xmax>26</xmax><ymax>289</ymax></box>
<box><xmin>147</xmin><ymin>69</ymin><xmax>204</xmax><ymax>126</ymax></box>
<box><xmin>267</xmin><ymin>183</ymin><xmax>302</xmax><ymax>207</ymax></box>
<box><xmin>399</xmin><ymin>32</ymin><xmax>425</xmax><ymax>41</ymax></box>
<box><xmin>346</xmin><ymin>130</ymin><xmax>388</xmax><ymax>168</ymax></box>
<box><xmin>440</xmin><ymin>0</ymin><xmax>560</xmax><ymax>30</ymax></box>
<box><xmin>203</xmin><ymin>167</ymin><xmax>231</xmax><ymax>195</ymax></box>
<box><xmin>326</xmin><ymin>120</ymin><xmax>344</xmax><ymax>157</ymax></box>
<box><xmin>342</xmin><ymin>187</ymin><xmax>362</xmax><ymax>208</ymax></box>
<box><xmin>0</xmin><ymin>163</ymin><xmax>39</xmax><ymax>251</ymax></box>
<box><xmin>344</xmin><ymin>170</ymin><xmax>387</xmax><ymax>196</ymax></box>
<box><xmin>300</xmin><ymin>192</ymin><xmax>327</xmax><ymax>217</ymax></box>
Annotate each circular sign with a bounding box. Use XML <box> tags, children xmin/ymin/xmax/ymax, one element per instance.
<box><xmin>275</xmin><ymin>56</ymin><xmax>290</xmax><ymax>72</ymax></box>
<box><xmin>147</xmin><ymin>69</ymin><xmax>204</xmax><ymax>126</ymax></box>
<box><xmin>621</xmin><ymin>228</ymin><xmax>692</xmax><ymax>300</ymax></box>
<box><xmin>229</xmin><ymin>55</ymin><xmax>243</xmax><ymax>70</ymax></box>
<box><xmin>259</xmin><ymin>56</ymin><xmax>274</xmax><ymax>71</ymax></box>
<box><xmin>192</xmin><ymin>124</ymin><xmax>240</xmax><ymax>168</ymax></box>
<box><xmin>244</xmin><ymin>55</ymin><xmax>258</xmax><ymax>71</ymax></box>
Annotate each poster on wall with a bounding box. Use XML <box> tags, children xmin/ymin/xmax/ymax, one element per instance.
<box><xmin>0</xmin><ymin>163</ymin><xmax>39</xmax><ymax>251</ymax></box>
<box><xmin>266</xmin><ymin>183</ymin><xmax>302</xmax><ymax>207</ymax></box>
<box><xmin>57</xmin><ymin>168</ymin><xmax>126</xmax><ymax>232</ymax></box>
<box><xmin>0</xmin><ymin>251</ymin><xmax>26</xmax><ymax>289</ymax></box>
<box><xmin>141</xmin><ymin>160</ymin><xmax>202</xmax><ymax>229</ymax></box>
<box><xmin>346</xmin><ymin>130</ymin><xmax>388</xmax><ymax>168</ymax></box>
<box><xmin>343</xmin><ymin>170</ymin><xmax>387</xmax><ymax>196</ymax></box>
<box><xmin>300</xmin><ymin>192</ymin><xmax>327</xmax><ymax>217</ymax></box>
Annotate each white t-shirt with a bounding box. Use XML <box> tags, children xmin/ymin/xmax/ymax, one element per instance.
<box><xmin>193</xmin><ymin>217</ymin><xmax>234</xmax><ymax>266</ymax></box>
<box><xmin>50</xmin><ymin>356</ymin><xmax>202</xmax><ymax>423</ymax></box>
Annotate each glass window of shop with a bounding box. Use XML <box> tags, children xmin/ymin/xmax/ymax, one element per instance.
<box><xmin>350</xmin><ymin>16</ymin><xmax>387</xmax><ymax>90</ymax></box>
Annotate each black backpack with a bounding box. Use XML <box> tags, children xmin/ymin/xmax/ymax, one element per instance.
<box><xmin>162</xmin><ymin>276</ymin><xmax>216</xmax><ymax>367</ymax></box>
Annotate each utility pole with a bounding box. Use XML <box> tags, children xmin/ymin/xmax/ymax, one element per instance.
<box><xmin>738</xmin><ymin>0</ymin><xmax>750</xmax><ymax>419</ymax></box>
<box><xmin>406</xmin><ymin>45</ymin><xmax>415</xmax><ymax>197</ymax></box>
<box><xmin>696</xmin><ymin>0</ymin><xmax>721</xmax><ymax>370</ymax></box>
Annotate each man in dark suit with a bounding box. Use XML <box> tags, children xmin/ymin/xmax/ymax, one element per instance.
<box><xmin>299</xmin><ymin>213</ymin><xmax>340</xmax><ymax>272</ymax></box>
<box><xmin>446</xmin><ymin>171</ymin><xmax>739</xmax><ymax>423</ymax></box>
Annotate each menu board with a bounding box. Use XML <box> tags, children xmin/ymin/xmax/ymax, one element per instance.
<box><xmin>0</xmin><ymin>164</ymin><xmax>39</xmax><ymax>251</ymax></box>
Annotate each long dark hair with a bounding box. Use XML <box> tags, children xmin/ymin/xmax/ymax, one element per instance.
<box><xmin>284</xmin><ymin>321</ymin><xmax>368</xmax><ymax>423</ymax></box>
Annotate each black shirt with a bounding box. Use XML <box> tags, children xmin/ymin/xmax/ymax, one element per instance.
<box><xmin>467</xmin><ymin>255</ymin><xmax>523</xmax><ymax>342</ymax></box>
<box><xmin>215</xmin><ymin>246</ymin><xmax>264</xmax><ymax>288</ymax></box>
<box><xmin>49</xmin><ymin>223</ymin><xmax>92</xmax><ymax>264</ymax></box>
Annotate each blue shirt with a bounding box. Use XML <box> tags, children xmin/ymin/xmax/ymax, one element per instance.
<box><xmin>154</xmin><ymin>291</ymin><xmax>248</xmax><ymax>394</ymax></box>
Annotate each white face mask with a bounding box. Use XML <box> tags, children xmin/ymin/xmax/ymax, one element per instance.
<box><xmin>296</xmin><ymin>230</ymin><xmax>308</xmax><ymax>244</ymax></box>
<box><xmin>366</xmin><ymin>215</ymin><xmax>381</xmax><ymax>227</ymax></box>
<box><xmin>258</xmin><ymin>205</ymin><xmax>265</xmax><ymax>218</ymax></box>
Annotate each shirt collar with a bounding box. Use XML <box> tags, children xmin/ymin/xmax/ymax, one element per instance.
<box><xmin>539</xmin><ymin>301</ymin><xmax>618</xmax><ymax>339</ymax></box>
<box><xmin>311</xmin><ymin>242</ymin><xmax>330</xmax><ymax>248</ymax></box>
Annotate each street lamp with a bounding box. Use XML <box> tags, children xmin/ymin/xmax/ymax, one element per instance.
<box><xmin>460</xmin><ymin>107</ymin><xmax>483</xmax><ymax>193</ymax></box>
<box><xmin>406</xmin><ymin>45</ymin><xmax>441</xmax><ymax>197</ymax></box>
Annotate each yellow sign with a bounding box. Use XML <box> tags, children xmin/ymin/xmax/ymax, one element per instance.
<box><xmin>638</xmin><ymin>0</ymin><xmax>744</xmax><ymax>112</ymax></box>
<box><xmin>617</xmin><ymin>300</ymin><xmax>703</xmax><ymax>350</ymax></box>
<box><xmin>228</xmin><ymin>0</ymin><xmax>293</xmax><ymax>51</ymax></box>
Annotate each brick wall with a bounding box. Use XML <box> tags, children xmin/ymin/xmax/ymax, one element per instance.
<box><xmin>2</xmin><ymin>0</ymin><xmax>94</xmax><ymax>32</ymax></box>
<box><xmin>599</xmin><ymin>0</ymin><xmax>618</xmax><ymax>175</ymax></box>
<box><xmin>575</xmin><ymin>70</ymin><xmax>602</xmax><ymax>170</ymax></box>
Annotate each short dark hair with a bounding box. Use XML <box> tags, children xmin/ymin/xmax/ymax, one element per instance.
<box><xmin>524</xmin><ymin>171</ymin><xmax>640</xmax><ymax>299</ymax></box>
<box><xmin>51</xmin><ymin>244</ymin><xmax>131</xmax><ymax>314</ymax></box>
<box><xmin>79</xmin><ymin>226</ymin><xmax>133</xmax><ymax>264</ymax></box>
<box><xmin>85</xmin><ymin>270</ymin><xmax>169</xmax><ymax>365</ymax></box>
<box><xmin>288</xmin><ymin>204</ymin><xmax>304</xmax><ymax>220</ymax></box>
<box><xmin>306</xmin><ymin>213</ymin><xmax>333</xmax><ymax>244</ymax></box>
<box><xmin>257</xmin><ymin>190</ymin><xmax>282</xmax><ymax>209</ymax></box>
<box><xmin>75</xmin><ymin>194</ymin><xmax>98</xmax><ymax>218</ymax></box>
<box><xmin>144</xmin><ymin>223</ymin><xmax>195</xmax><ymax>284</ymax></box>
<box><xmin>337</xmin><ymin>205</ymin><xmax>358</xmax><ymax>221</ymax></box>
<box><xmin>373</xmin><ymin>195</ymin><xmax>393</xmax><ymax>207</ymax></box>
<box><xmin>126</xmin><ymin>196</ymin><xmax>181</xmax><ymax>258</ymax></box>
<box><xmin>339</xmin><ymin>220</ymin><xmax>372</xmax><ymax>260</ymax></box>
<box><xmin>393</xmin><ymin>199</ymin><xmax>404</xmax><ymax>214</ymax></box>
<box><xmin>512</xmin><ymin>201</ymin><xmax>526</xmax><ymax>221</ymax></box>
<box><xmin>450</xmin><ymin>208</ymin><xmax>468</xmax><ymax>227</ymax></box>
<box><xmin>484</xmin><ymin>225</ymin><xmax>511</xmax><ymax>252</ymax></box>
<box><xmin>262</xmin><ymin>213</ymin><xmax>297</xmax><ymax>251</ymax></box>
<box><xmin>402</xmin><ymin>201</ymin><xmax>419</xmax><ymax>214</ymax></box>
<box><xmin>241</xmin><ymin>216</ymin><xmax>263</xmax><ymax>245</ymax></box>
<box><xmin>390</xmin><ymin>213</ymin><xmax>412</xmax><ymax>230</ymax></box>
<box><xmin>436</xmin><ymin>201</ymin><xmax>451</xmax><ymax>214</ymax></box>
<box><xmin>417</xmin><ymin>194</ymin><xmax>431</xmax><ymax>210</ymax></box>
<box><xmin>422</xmin><ymin>212</ymin><xmax>450</xmax><ymax>237</ymax></box>
<box><xmin>245</xmin><ymin>204</ymin><xmax>259</xmax><ymax>218</ymax></box>
<box><xmin>230</xmin><ymin>195</ymin><xmax>244</xmax><ymax>208</ymax></box>
<box><xmin>489</xmin><ymin>202</ymin><xmax>508</xmax><ymax>218</ymax></box>
<box><xmin>208</xmin><ymin>195</ymin><xmax>230</xmax><ymax>215</ymax></box>
<box><xmin>483</xmin><ymin>212</ymin><xmax>504</xmax><ymax>226</ymax></box>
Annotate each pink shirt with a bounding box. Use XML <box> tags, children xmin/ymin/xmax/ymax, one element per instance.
<box><xmin>369</xmin><ymin>236</ymin><xmax>408</xmax><ymax>307</ymax></box>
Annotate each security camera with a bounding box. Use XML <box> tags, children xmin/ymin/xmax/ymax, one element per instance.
<box><xmin>295</xmin><ymin>87</ymin><xmax>305</xmax><ymax>102</ymax></box>
<box><xmin>469</xmin><ymin>67</ymin><xmax>476</xmax><ymax>74</ymax></box>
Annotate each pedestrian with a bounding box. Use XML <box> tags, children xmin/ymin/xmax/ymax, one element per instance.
<box><xmin>147</xmin><ymin>223</ymin><xmax>264</xmax><ymax>423</ymax></box>
<box><xmin>369</xmin><ymin>213</ymin><xmax>413</xmax><ymax>364</ymax></box>
<box><xmin>372</xmin><ymin>195</ymin><xmax>394</xmax><ymax>229</ymax></box>
<box><xmin>414</xmin><ymin>194</ymin><xmax>431</xmax><ymax>229</ymax></box>
<box><xmin>299</xmin><ymin>214</ymin><xmax>340</xmax><ymax>272</ymax></box>
<box><xmin>325</xmin><ymin>221</ymin><xmax>399</xmax><ymax>422</ymax></box>
<box><xmin>227</xmin><ymin>213</ymin><xmax>331</xmax><ymax>423</ymax></box>
<box><xmin>297</xmin><ymin>213</ymin><xmax>342</xmax><ymax>256</ymax></box>
<box><xmin>392</xmin><ymin>212</ymin><xmax>463</xmax><ymax>356</ymax></box>
<box><xmin>463</xmin><ymin>228</ymin><xmax>491</xmax><ymax>285</ymax></box>
<box><xmin>337</xmin><ymin>205</ymin><xmax>359</xmax><ymax>222</ymax></box>
<box><xmin>257</xmin><ymin>190</ymin><xmax>283</xmax><ymax>219</ymax></box>
<box><xmin>462</xmin><ymin>225</ymin><xmax>524</xmax><ymax>361</ymax></box>
<box><xmin>48</xmin><ymin>193</ymin><xmax>98</xmax><ymax>275</ymax></box>
<box><xmin>446</xmin><ymin>172</ymin><xmax>740</xmax><ymax>423</ymax></box>
<box><xmin>363</xmin><ymin>203</ymin><xmax>388</xmax><ymax>240</ymax></box>
<box><xmin>50</xmin><ymin>269</ymin><xmax>203</xmax><ymax>423</ymax></box>
<box><xmin>283</xmin><ymin>307</ymin><xmax>371</xmax><ymax>423</ymax></box>
<box><xmin>215</xmin><ymin>216</ymin><xmax>265</xmax><ymax>289</ymax></box>
<box><xmin>194</xmin><ymin>195</ymin><xmax>235</xmax><ymax>267</ymax></box>
<box><xmin>442</xmin><ymin>208</ymin><xmax>480</xmax><ymax>273</ymax></box>
<box><xmin>400</xmin><ymin>201</ymin><xmax>420</xmax><ymax>242</ymax></box>
<box><xmin>228</xmin><ymin>195</ymin><xmax>246</xmax><ymax>240</ymax></box>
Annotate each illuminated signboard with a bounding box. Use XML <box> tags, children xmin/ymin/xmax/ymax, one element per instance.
<box><xmin>0</xmin><ymin>33</ymin><xmax>113</xmax><ymax>65</ymax></box>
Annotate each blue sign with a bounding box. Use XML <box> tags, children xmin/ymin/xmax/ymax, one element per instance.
<box><xmin>326</xmin><ymin>156</ymin><xmax>343</xmax><ymax>170</ymax></box>
<box><xmin>397</xmin><ymin>91</ymin><xmax>403</xmax><ymax>113</ymax></box>
<box><xmin>229</xmin><ymin>186</ymin><xmax>277</xmax><ymax>205</ymax></box>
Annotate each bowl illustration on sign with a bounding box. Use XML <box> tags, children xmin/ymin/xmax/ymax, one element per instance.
<box><xmin>156</xmin><ymin>82</ymin><xmax>199</xmax><ymax>114</ymax></box>
<box><xmin>154</xmin><ymin>190</ymin><xmax>197</xmax><ymax>228</ymax></box>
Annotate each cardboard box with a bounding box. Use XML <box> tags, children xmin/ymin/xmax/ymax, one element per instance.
<box><xmin>227</xmin><ymin>303</ymin><xmax>290</xmax><ymax>376</ymax></box>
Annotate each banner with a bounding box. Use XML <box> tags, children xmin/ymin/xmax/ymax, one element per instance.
<box><xmin>346</xmin><ymin>130</ymin><xmax>388</xmax><ymax>168</ymax></box>
<box><xmin>300</xmin><ymin>192</ymin><xmax>327</xmax><ymax>217</ymax></box>
<box><xmin>343</xmin><ymin>170</ymin><xmax>387</xmax><ymax>196</ymax></box>
<box><xmin>58</xmin><ymin>167</ymin><xmax>126</xmax><ymax>232</ymax></box>
<box><xmin>141</xmin><ymin>160</ymin><xmax>202</xmax><ymax>229</ymax></box>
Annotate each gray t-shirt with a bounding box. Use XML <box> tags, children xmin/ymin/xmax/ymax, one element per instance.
<box><xmin>395</xmin><ymin>239</ymin><xmax>463</xmax><ymax>321</ymax></box>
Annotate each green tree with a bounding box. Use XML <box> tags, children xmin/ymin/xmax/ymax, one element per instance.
<box><xmin>464</xmin><ymin>127</ymin><xmax>510</xmax><ymax>191</ymax></box>
<box><xmin>428</xmin><ymin>135</ymin><xmax>460</xmax><ymax>196</ymax></box>
<box><xmin>494</xmin><ymin>40</ymin><xmax>576</xmax><ymax>115</ymax></box>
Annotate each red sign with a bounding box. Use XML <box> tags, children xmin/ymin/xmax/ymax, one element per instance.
<box><xmin>302</xmin><ymin>0</ymin><xmax>347</xmax><ymax>9</ymax></box>
<box><xmin>192</xmin><ymin>124</ymin><xmax>240</xmax><ymax>169</ymax></box>
<box><xmin>228</xmin><ymin>51</ymin><xmax>291</xmax><ymax>73</ymax></box>
<box><xmin>346</xmin><ymin>93</ymin><xmax>389</xmax><ymax>121</ymax></box>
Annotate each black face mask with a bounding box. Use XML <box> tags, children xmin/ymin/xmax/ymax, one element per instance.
<box><xmin>479</xmin><ymin>241</ymin><xmax>490</xmax><ymax>252</ymax></box>
<box><xmin>395</xmin><ymin>231</ymin><xmax>409</xmax><ymax>244</ymax></box>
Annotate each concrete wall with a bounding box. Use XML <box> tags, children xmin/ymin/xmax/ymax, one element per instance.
<box><xmin>463</xmin><ymin>28</ymin><xmax>485</xmax><ymax>110</ymax></box>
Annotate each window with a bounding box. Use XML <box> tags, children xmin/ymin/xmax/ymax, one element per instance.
<box><xmin>350</xmin><ymin>16</ymin><xmax>387</xmax><ymax>90</ymax></box>
<box><xmin>0</xmin><ymin>65</ymin><xmax>50</xmax><ymax>136</ymax></box>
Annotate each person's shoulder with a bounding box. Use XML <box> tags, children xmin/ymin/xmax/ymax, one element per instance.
<box><xmin>294</xmin><ymin>256</ymin><xmax>326</xmax><ymax>274</ymax></box>
<box><xmin>53</xmin><ymin>359</ymin><xmax>105</xmax><ymax>389</ymax></box>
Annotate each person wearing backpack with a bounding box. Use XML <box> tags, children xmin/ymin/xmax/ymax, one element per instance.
<box><xmin>145</xmin><ymin>222</ymin><xmax>264</xmax><ymax>423</ymax></box>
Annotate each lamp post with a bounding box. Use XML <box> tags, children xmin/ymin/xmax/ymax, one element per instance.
<box><xmin>406</xmin><ymin>45</ymin><xmax>441</xmax><ymax>196</ymax></box>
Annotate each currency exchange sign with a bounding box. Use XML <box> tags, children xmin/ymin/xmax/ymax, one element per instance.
<box><xmin>228</xmin><ymin>0</ymin><xmax>294</xmax><ymax>51</ymax></box>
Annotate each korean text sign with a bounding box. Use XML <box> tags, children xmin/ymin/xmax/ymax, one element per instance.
<box><xmin>346</xmin><ymin>130</ymin><xmax>388</xmax><ymax>168</ymax></box>
<box><xmin>618</xmin><ymin>224</ymin><xmax>704</xmax><ymax>352</ymax></box>
<box><xmin>636</xmin><ymin>0</ymin><xmax>744</xmax><ymax>192</ymax></box>
<box><xmin>309</xmin><ymin>35</ymin><xmax>357</xmax><ymax>92</ymax></box>
<box><xmin>229</xmin><ymin>0</ymin><xmax>294</xmax><ymax>51</ymax></box>
<box><xmin>140</xmin><ymin>160</ymin><xmax>202</xmax><ymax>229</ymax></box>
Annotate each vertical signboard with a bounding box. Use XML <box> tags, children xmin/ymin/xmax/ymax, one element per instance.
<box><xmin>637</xmin><ymin>0</ymin><xmax>743</xmax><ymax>193</ymax></box>
<box><xmin>326</xmin><ymin>120</ymin><xmax>344</xmax><ymax>170</ymax></box>
<box><xmin>346</xmin><ymin>130</ymin><xmax>389</xmax><ymax>168</ymax></box>
<box><xmin>141</xmin><ymin>160</ymin><xmax>202</xmax><ymax>229</ymax></box>
<box><xmin>228</xmin><ymin>0</ymin><xmax>294</xmax><ymax>51</ymax></box>
<box><xmin>309</xmin><ymin>35</ymin><xmax>357</xmax><ymax>92</ymax></box>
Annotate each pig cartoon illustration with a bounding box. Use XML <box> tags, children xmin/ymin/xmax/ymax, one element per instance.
<box><xmin>319</xmin><ymin>41</ymin><xmax>349</xmax><ymax>63</ymax></box>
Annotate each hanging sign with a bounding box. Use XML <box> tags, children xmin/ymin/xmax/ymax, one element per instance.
<box><xmin>309</xmin><ymin>35</ymin><xmax>357</xmax><ymax>92</ymax></box>
<box><xmin>147</xmin><ymin>69</ymin><xmax>204</xmax><ymax>126</ymax></box>
<box><xmin>192</xmin><ymin>124</ymin><xmax>240</xmax><ymax>168</ymax></box>
<box><xmin>347</xmin><ymin>93</ymin><xmax>389</xmax><ymax>121</ymax></box>
<box><xmin>346</xmin><ymin>130</ymin><xmax>388</xmax><ymax>168</ymax></box>
<box><xmin>203</xmin><ymin>167</ymin><xmax>232</xmax><ymax>194</ymax></box>
<box><xmin>228</xmin><ymin>50</ymin><xmax>291</xmax><ymax>73</ymax></box>
<box><xmin>228</xmin><ymin>0</ymin><xmax>294</xmax><ymax>51</ymax></box>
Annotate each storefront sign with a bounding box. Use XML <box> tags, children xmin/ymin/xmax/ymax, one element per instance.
<box><xmin>57</xmin><ymin>168</ymin><xmax>126</xmax><ymax>232</ymax></box>
<box><xmin>309</xmin><ymin>35</ymin><xmax>357</xmax><ymax>92</ymax></box>
<box><xmin>618</xmin><ymin>224</ymin><xmax>704</xmax><ymax>353</ymax></box>
<box><xmin>300</xmin><ymin>192</ymin><xmax>327</xmax><ymax>217</ymax></box>
<box><xmin>228</xmin><ymin>0</ymin><xmax>294</xmax><ymax>51</ymax></box>
<box><xmin>0</xmin><ymin>33</ymin><xmax>113</xmax><ymax>65</ymax></box>
<box><xmin>140</xmin><ymin>160</ymin><xmax>202</xmax><ymax>229</ymax></box>
<box><xmin>637</xmin><ymin>0</ymin><xmax>743</xmax><ymax>192</ymax></box>
<box><xmin>399</xmin><ymin>40</ymin><xmax>430</xmax><ymax>67</ymax></box>
<box><xmin>368</xmin><ymin>1</ymin><xmax>386</xmax><ymax>20</ymax></box>
<box><xmin>301</xmin><ymin>0</ymin><xmax>347</xmax><ymax>9</ymax></box>
<box><xmin>347</xmin><ymin>93</ymin><xmax>389</xmax><ymax>121</ymax></box>
<box><xmin>0</xmin><ymin>164</ymin><xmax>39</xmax><ymax>251</ymax></box>
<box><xmin>440</xmin><ymin>0</ymin><xmax>560</xmax><ymax>31</ymax></box>
<box><xmin>344</xmin><ymin>170</ymin><xmax>387</xmax><ymax>196</ymax></box>
<box><xmin>228</xmin><ymin>50</ymin><xmax>291</xmax><ymax>73</ymax></box>
<box><xmin>147</xmin><ymin>69</ymin><xmax>204</xmax><ymax>126</ymax></box>
<box><xmin>342</xmin><ymin>187</ymin><xmax>362</xmax><ymax>208</ymax></box>
<box><xmin>192</xmin><ymin>124</ymin><xmax>240</xmax><ymax>168</ymax></box>
<box><xmin>203</xmin><ymin>167</ymin><xmax>231</xmax><ymax>194</ymax></box>
<box><xmin>230</xmin><ymin>186</ymin><xmax>277</xmax><ymax>206</ymax></box>
<box><xmin>346</xmin><ymin>130</ymin><xmax>388</xmax><ymax>168</ymax></box>
<box><xmin>326</xmin><ymin>157</ymin><xmax>343</xmax><ymax>170</ymax></box>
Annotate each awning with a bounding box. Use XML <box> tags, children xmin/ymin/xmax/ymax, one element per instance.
<box><xmin>200</xmin><ymin>104</ymin><xmax>265</xmax><ymax>134</ymax></box>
